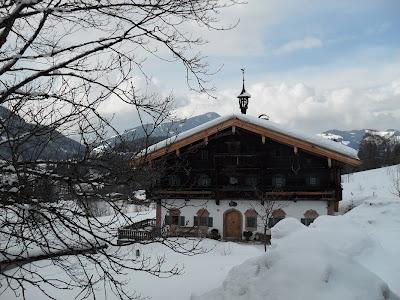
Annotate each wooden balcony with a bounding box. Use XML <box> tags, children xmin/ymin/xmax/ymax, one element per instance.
<box><xmin>149</xmin><ymin>186</ymin><xmax>338</xmax><ymax>200</ymax></box>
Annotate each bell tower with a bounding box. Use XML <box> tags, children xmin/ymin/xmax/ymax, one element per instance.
<box><xmin>237</xmin><ymin>68</ymin><xmax>251</xmax><ymax>114</ymax></box>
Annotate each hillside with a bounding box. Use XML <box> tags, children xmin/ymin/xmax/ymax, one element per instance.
<box><xmin>0</xmin><ymin>106</ymin><xmax>83</xmax><ymax>160</ymax></box>
<box><xmin>95</xmin><ymin>112</ymin><xmax>220</xmax><ymax>152</ymax></box>
<box><xmin>319</xmin><ymin>128</ymin><xmax>400</xmax><ymax>151</ymax></box>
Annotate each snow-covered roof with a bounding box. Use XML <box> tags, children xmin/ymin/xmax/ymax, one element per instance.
<box><xmin>141</xmin><ymin>114</ymin><xmax>359</xmax><ymax>164</ymax></box>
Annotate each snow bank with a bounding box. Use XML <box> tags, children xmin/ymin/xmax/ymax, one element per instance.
<box><xmin>341</xmin><ymin>164</ymin><xmax>399</xmax><ymax>213</ymax></box>
<box><xmin>270</xmin><ymin>217</ymin><xmax>305</xmax><ymax>239</ymax></box>
<box><xmin>197</xmin><ymin>199</ymin><xmax>400</xmax><ymax>300</ymax></box>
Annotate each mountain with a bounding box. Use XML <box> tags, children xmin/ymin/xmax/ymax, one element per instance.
<box><xmin>0</xmin><ymin>106</ymin><xmax>83</xmax><ymax>161</ymax></box>
<box><xmin>318</xmin><ymin>129</ymin><xmax>400</xmax><ymax>151</ymax></box>
<box><xmin>95</xmin><ymin>112</ymin><xmax>221</xmax><ymax>152</ymax></box>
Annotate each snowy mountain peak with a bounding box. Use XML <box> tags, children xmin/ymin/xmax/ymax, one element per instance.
<box><xmin>319</xmin><ymin>129</ymin><xmax>400</xmax><ymax>150</ymax></box>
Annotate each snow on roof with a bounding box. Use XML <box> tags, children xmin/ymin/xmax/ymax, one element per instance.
<box><xmin>142</xmin><ymin>114</ymin><xmax>359</xmax><ymax>160</ymax></box>
<box><xmin>238</xmin><ymin>91</ymin><xmax>251</xmax><ymax>98</ymax></box>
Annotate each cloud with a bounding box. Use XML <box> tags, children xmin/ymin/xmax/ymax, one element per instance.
<box><xmin>175</xmin><ymin>78</ymin><xmax>400</xmax><ymax>133</ymax></box>
<box><xmin>274</xmin><ymin>37</ymin><xmax>323</xmax><ymax>54</ymax></box>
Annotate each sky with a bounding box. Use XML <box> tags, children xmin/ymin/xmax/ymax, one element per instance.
<box><xmin>100</xmin><ymin>0</ymin><xmax>400</xmax><ymax>134</ymax></box>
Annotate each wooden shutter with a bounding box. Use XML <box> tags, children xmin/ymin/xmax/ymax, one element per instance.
<box><xmin>208</xmin><ymin>217</ymin><xmax>213</xmax><ymax>227</ymax></box>
<box><xmin>193</xmin><ymin>216</ymin><xmax>198</xmax><ymax>226</ymax></box>
<box><xmin>179</xmin><ymin>216</ymin><xmax>185</xmax><ymax>226</ymax></box>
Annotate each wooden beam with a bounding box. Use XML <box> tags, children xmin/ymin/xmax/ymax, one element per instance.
<box><xmin>328</xmin><ymin>158</ymin><xmax>332</xmax><ymax>168</ymax></box>
<box><xmin>176</xmin><ymin>149</ymin><xmax>180</xmax><ymax>157</ymax></box>
<box><xmin>294</xmin><ymin>146</ymin><xmax>298</xmax><ymax>154</ymax></box>
<box><xmin>153</xmin><ymin>190</ymin><xmax>214</xmax><ymax>195</ymax></box>
<box><xmin>262</xmin><ymin>136</ymin><xmax>266</xmax><ymax>144</ymax></box>
<box><xmin>264</xmin><ymin>191</ymin><xmax>335</xmax><ymax>197</ymax></box>
<box><xmin>204</xmin><ymin>136</ymin><xmax>208</xmax><ymax>145</ymax></box>
<box><xmin>232</xmin><ymin>126</ymin><xmax>236</xmax><ymax>134</ymax></box>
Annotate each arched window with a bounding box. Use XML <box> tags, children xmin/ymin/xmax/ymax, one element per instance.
<box><xmin>165</xmin><ymin>208</ymin><xmax>185</xmax><ymax>226</ymax></box>
<box><xmin>272</xmin><ymin>174</ymin><xmax>286</xmax><ymax>188</ymax></box>
<box><xmin>193</xmin><ymin>208</ymin><xmax>213</xmax><ymax>227</ymax></box>
<box><xmin>301</xmin><ymin>209</ymin><xmax>319</xmax><ymax>226</ymax></box>
<box><xmin>244</xmin><ymin>209</ymin><xmax>257</xmax><ymax>231</ymax></box>
<box><xmin>198</xmin><ymin>174</ymin><xmax>211</xmax><ymax>187</ymax></box>
<box><xmin>268</xmin><ymin>208</ymin><xmax>286</xmax><ymax>227</ymax></box>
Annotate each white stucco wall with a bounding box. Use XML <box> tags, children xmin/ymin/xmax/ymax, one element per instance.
<box><xmin>160</xmin><ymin>199</ymin><xmax>328</xmax><ymax>237</ymax></box>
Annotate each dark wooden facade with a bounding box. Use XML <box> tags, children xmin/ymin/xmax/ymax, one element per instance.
<box><xmin>148</xmin><ymin>125</ymin><xmax>345</xmax><ymax>208</ymax></box>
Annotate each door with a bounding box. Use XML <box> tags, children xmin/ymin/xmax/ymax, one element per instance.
<box><xmin>224</xmin><ymin>210</ymin><xmax>242</xmax><ymax>239</ymax></box>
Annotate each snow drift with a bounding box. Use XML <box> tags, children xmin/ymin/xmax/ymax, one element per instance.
<box><xmin>197</xmin><ymin>198</ymin><xmax>400</xmax><ymax>300</ymax></box>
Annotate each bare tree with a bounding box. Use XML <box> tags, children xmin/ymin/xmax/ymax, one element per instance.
<box><xmin>251</xmin><ymin>200</ymin><xmax>284</xmax><ymax>252</ymax></box>
<box><xmin>0</xmin><ymin>1</ymin><xmax>240</xmax><ymax>299</ymax></box>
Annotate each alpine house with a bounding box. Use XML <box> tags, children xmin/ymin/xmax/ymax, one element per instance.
<box><xmin>140</xmin><ymin>72</ymin><xmax>361</xmax><ymax>240</ymax></box>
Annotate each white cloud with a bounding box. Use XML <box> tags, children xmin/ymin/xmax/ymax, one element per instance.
<box><xmin>275</xmin><ymin>37</ymin><xmax>323</xmax><ymax>54</ymax></box>
<box><xmin>175</xmin><ymin>78</ymin><xmax>400</xmax><ymax>133</ymax></box>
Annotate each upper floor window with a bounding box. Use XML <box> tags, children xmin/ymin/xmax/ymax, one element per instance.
<box><xmin>168</xmin><ymin>174</ymin><xmax>181</xmax><ymax>186</ymax></box>
<box><xmin>272</xmin><ymin>174</ymin><xmax>286</xmax><ymax>188</ymax></box>
<box><xmin>200</xmin><ymin>149</ymin><xmax>208</xmax><ymax>160</ymax></box>
<box><xmin>306</xmin><ymin>175</ymin><xmax>319</xmax><ymax>186</ymax></box>
<box><xmin>245</xmin><ymin>175</ymin><xmax>258</xmax><ymax>187</ymax></box>
<box><xmin>198</xmin><ymin>174</ymin><xmax>211</xmax><ymax>187</ymax></box>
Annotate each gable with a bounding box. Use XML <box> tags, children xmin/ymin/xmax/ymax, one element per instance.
<box><xmin>140</xmin><ymin>115</ymin><xmax>360</xmax><ymax>167</ymax></box>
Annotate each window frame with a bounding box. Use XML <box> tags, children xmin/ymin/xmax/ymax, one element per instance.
<box><xmin>272</xmin><ymin>174</ymin><xmax>286</xmax><ymax>188</ymax></box>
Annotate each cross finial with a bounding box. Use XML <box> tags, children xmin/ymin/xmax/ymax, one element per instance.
<box><xmin>241</xmin><ymin>68</ymin><xmax>245</xmax><ymax>85</ymax></box>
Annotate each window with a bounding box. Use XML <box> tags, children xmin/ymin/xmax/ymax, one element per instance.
<box><xmin>302</xmin><ymin>209</ymin><xmax>318</xmax><ymax>226</ymax></box>
<box><xmin>268</xmin><ymin>208</ymin><xmax>286</xmax><ymax>227</ymax></box>
<box><xmin>244</xmin><ymin>209</ymin><xmax>257</xmax><ymax>230</ymax></box>
<box><xmin>165</xmin><ymin>215</ymin><xmax>185</xmax><ymax>226</ymax></box>
<box><xmin>200</xmin><ymin>150</ymin><xmax>208</xmax><ymax>160</ymax></box>
<box><xmin>193</xmin><ymin>216</ymin><xmax>213</xmax><ymax>227</ymax></box>
<box><xmin>245</xmin><ymin>175</ymin><xmax>258</xmax><ymax>187</ymax></box>
<box><xmin>246</xmin><ymin>216</ymin><xmax>257</xmax><ymax>228</ymax></box>
<box><xmin>194</xmin><ymin>208</ymin><xmax>213</xmax><ymax>227</ymax></box>
<box><xmin>168</xmin><ymin>174</ymin><xmax>181</xmax><ymax>186</ymax></box>
<box><xmin>272</xmin><ymin>174</ymin><xmax>286</xmax><ymax>188</ymax></box>
<box><xmin>301</xmin><ymin>218</ymin><xmax>315</xmax><ymax>226</ymax></box>
<box><xmin>198</xmin><ymin>174</ymin><xmax>211</xmax><ymax>187</ymax></box>
<box><xmin>306</xmin><ymin>175</ymin><xmax>319</xmax><ymax>186</ymax></box>
<box><xmin>268</xmin><ymin>217</ymin><xmax>284</xmax><ymax>228</ymax></box>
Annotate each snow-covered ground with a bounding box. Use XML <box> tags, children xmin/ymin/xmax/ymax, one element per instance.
<box><xmin>341</xmin><ymin>165</ymin><xmax>398</xmax><ymax>213</ymax></box>
<box><xmin>2</xmin><ymin>166</ymin><xmax>400</xmax><ymax>299</ymax></box>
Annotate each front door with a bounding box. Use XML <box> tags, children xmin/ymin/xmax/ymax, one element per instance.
<box><xmin>224</xmin><ymin>210</ymin><xmax>242</xmax><ymax>239</ymax></box>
